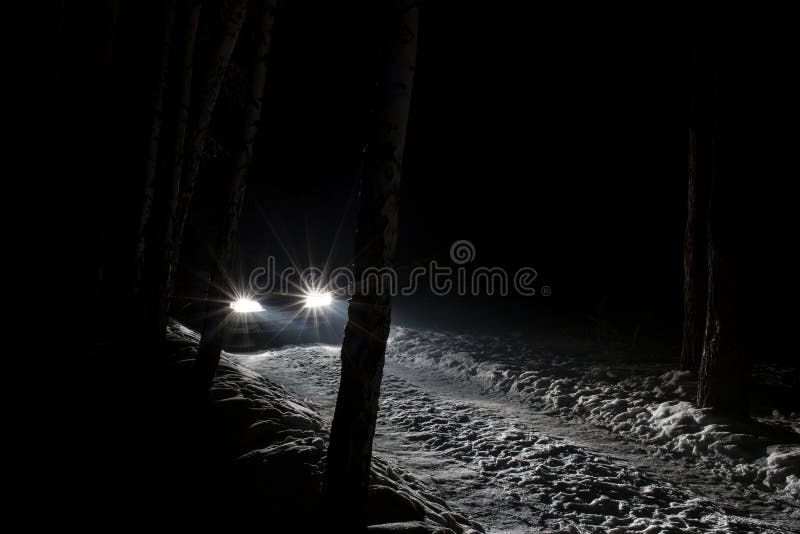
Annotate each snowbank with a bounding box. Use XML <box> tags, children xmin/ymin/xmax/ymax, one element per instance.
<box><xmin>237</xmin><ymin>336</ymin><xmax>800</xmax><ymax>531</ymax></box>
<box><xmin>386</xmin><ymin>327</ymin><xmax>800</xmax><ymax>501</ymax></box>
<box><xmin>165</xmin><ymin>322</ymin><xmax>484</xmax><ymax>533</ymax></box>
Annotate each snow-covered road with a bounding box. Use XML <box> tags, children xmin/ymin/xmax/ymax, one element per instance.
<box><xmin>233</xmin><ymin>330</ymin><xmax>799</xmax><ymax>533</ymax></box>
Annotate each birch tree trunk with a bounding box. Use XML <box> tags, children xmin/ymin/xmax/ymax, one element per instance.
<box><xmin>134</xmin><ymin>0</ymin><xmax>177</xmax><ymax>297</ymax></box>
<box><xmin>167</xmin><ymin>0</ymin><xmax>250</xmax><ymax>308</ymax></box>
<box><xmin>322</xmin><ymin>1</ymin><xmax>420</xmax><ymax>528</ymax></box>
<box><xmin>193</xmin><ymin>0</ymin><xmax>278</xmax><ymax>400</ymax></box>
<box><xmin>150</xmin><ymin>0</ymin><xmax>203</xmax><ymax>343</ymax></box>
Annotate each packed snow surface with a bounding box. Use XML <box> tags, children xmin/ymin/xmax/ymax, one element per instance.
<box><xmin>385</xmin><ymin>327</ymin><xmax>800</xmax><ymax>501</ymax></box>
<box><xmin>235</xmin><ymin>325</ymin><xmax>800</xmax><ymax>533</ymax></box>
<box><xmin>166</xmin><ymin>322</ymin><xmax>483</xmax><ymax>533</ymax></box>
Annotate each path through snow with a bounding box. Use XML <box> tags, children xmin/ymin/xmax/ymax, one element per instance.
<box><xmin>233</xmin><ymin>329</ymin><xmax>799</xmax><ymax>533</ymax></box>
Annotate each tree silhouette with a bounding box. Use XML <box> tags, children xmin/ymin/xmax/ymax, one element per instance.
<box><xmin>323</xmin><ymin>0</ymin><xmax>420</xmax><ymax>528</ymax></box>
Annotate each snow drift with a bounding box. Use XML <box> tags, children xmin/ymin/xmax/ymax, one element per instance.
<box><xmin>385</xmin><ymin>326</ymin><xmax>800</xmax><ymax>501</ymax></box>
<box><xmin>237</xmin><ymin>340</ymin><xmax>799</xmax><ymax>532</ymax></box>
<box><xmin>165</xmin><ymin>322</ymin><xmax>484</xmax><ymax>533</ymax></box>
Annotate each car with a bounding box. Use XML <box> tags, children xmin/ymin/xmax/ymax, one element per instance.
<box><xmin>223</xmin><ymin>293</ymin><xmax>347</xmax><ymax>351</ymax></box>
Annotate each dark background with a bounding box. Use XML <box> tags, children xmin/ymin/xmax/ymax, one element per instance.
<box><xmin>171</xmin><ymin>0</ymin><xmax>796</xmax><ymax>357</ymax></box>
<box><xmin>15</xmin><ymin>1</ymin><xmax>798</xmax><ymax>528</ymax></box>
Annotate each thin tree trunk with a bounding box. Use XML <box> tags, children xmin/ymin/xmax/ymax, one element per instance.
<box><xmin>695</xmin><ymin>0</ymin><xmax>751</xmax><ymax>417</ymax></box>
<box><xmin>133</xmin><ymin>0</ymin><xmax>177</xmax><ymax>305</ymax></box>
<box><xmin>322</xmin><ymin>1</ymin><xmax>420</xmax><ymax>529</ymax></box>
<box><xmin>193</xmin><ymin>0</ymin><xmax>278</xmax><ymax>400</ymax></box>
<box><xmin>681</xmin><ymin>12</ymin><xmax>707</xmax><ymax>372</ymax></box>
<box><xmin>697</xmin><ymin>165</ymin><xmax>750</xmax><ymax>416</ymax></box>
<box><xmin>134</xmin><ymin>0</ymin><xmax>177</xmax><ymax>297</ymax></box>
<box><xmin>680</xmin><ymin>123</ymin><xmax>708</xmax><ymax>370</ymax></box>
<box><xmin>167</xmin><ymin>0</ymin><xmax>250</xmax><ymax>308</ymax></box>
<box><xmin>149</xmin><ymin>0</ymin><xmax>202</xmax><ymax>344</ymax></box>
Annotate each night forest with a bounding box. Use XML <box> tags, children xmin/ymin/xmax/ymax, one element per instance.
<box><xmin>11</xmin><ymin>0</ymin><xmax>799</xmax><ymax>532</ymax></box>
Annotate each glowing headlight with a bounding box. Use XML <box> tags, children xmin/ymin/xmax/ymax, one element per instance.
<box><xmin>304</xmin><ymin>292</ymin><xmax>332</xmax><ymax>308</ymax></box>
<box><xmin>230</xmin><ymin>299</ymin><xmax>263</xmax><ymax>313</ymax></box>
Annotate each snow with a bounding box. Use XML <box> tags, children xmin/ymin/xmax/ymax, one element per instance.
<box><xmin>166</xmin><ymin>318</ymin><xmax>800</xmax><ymax>531</ymax></box>
<box><xmin>237</xmin><ymin>328</ymin><xmax>800</xmax><ymax>532</ymax></box>
<box><xmin>165</xmin><ymin>322</ymin><xmax>484</xmax><ymax>533</ymax></box>
<box><xmin>385</xmin><ymin>326</ymin><xmax>800</xmax><ymax>502</ymax></box>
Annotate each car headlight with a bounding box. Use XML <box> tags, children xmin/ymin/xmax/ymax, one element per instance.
<box><xmin>303</xmin><ymin>291</ymin><xmax>332</xmax><ymax>308</ymax></box>
<box><xmin>230</xmin><ymin>298</ymin><xmax>263</xmax><ymax>313</ymax></box>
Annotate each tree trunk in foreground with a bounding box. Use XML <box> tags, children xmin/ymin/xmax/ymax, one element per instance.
<box><xmin>147</xmin><ymin>0</ymin><xmax>202</xmax><ymax>347</ymax></box>
<box><xmin>134</xmin><ymin>0</ymin><xmax>177</xmax><ymax>297</ymax></box>
<box><xmin>167</xmin><ymin>0</ymin><xmax>250</xmax><ymax>309</ymax></box>
<box><xmin>680</xmin><ymin>79</ymin><xmax>710</xmax><ymax>371</ymax></box>
<box><xmin>695</xmin><ymin>0</ymin><xmax>751</xmax><ymax>417</ymax></box>
<box><xmin>697</xmin><ymin>170</ymin><xmax>751</xmax><ymax>417</ymax></box>
<box><xmin>322</xmin><ymin>1</ymin><xmax>419</xmax><ymax>529</ymax></box>
<box><xmin>681</xmin><ymin>7</ymin><xmax>706</xmax><ymax>372</ymax></box>
<box><xmin>193</xmin><ymin>0</ymin><xmax>278</xmax><ymax>400</ymax></box>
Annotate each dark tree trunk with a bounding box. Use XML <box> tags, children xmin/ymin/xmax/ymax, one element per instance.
<box><xmin>193</xmin><ymin>0</ymin><xmax>278</xmax><ymax>400</ymax></box>
<box><xmin>697</xmin><ymin>169</ymin><xmax>751</xmax><ymax>416</ymax></box>
<box><xmin>680</xmin><ymin>42</ymin><xmax>710</xmax><ymax>372</ymax></box>
<box><xmin>134</xmin><ymin>0</ymin><xmax>178</xmax><ymax>298</ymax></box>
<box><xmin>681</xmin><ymin>126</ymin><xmax>705</xmax><ymax>371</ymax></box>
<box><xmin>322</xmin><ymin>1</ymin><xmax>420</xmax><ymax>529</ymax></box>
<box><xmin>695</xmin><ymin>0</ymin><xmax>752</xmax><ymax>417</ymax></box>
<box><xmin>144</xmin><ymin>0</ymin><xmax>203</xmax><ymax>348</ymax></box>
<box><xmin>167</xmin><ymin>0</ymin><xmax>250</xmax><ymax>308</ymax></box>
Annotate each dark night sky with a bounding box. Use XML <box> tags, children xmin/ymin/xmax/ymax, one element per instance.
<box><xmin>177</xmin><ymin>1</ymin><xmax>797</xmax><ymax>347</ymax></box>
